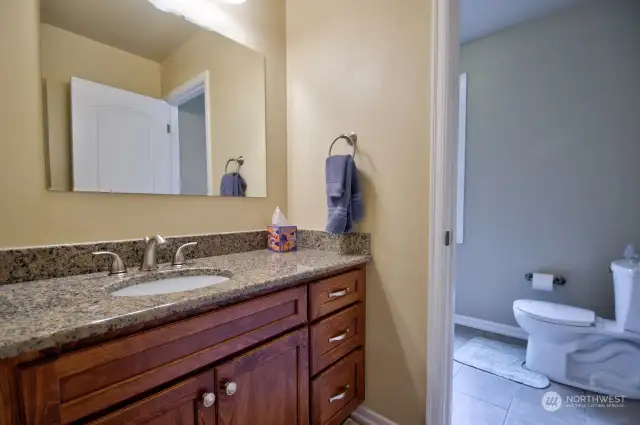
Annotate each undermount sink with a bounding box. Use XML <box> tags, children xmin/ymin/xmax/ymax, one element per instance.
<box><xmin>110</xmin><ymin>269</ymin><xmax>231</xmax><ymax>297</ymax></box>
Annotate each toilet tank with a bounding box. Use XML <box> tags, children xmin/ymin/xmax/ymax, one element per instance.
<box><xmin>612</xmin><ymin>259</ymin><xmax>640</xmax><ymax>333</ymax></box>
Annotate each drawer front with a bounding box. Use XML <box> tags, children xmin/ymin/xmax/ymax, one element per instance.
<box><xmin>311</xmin><ymin>349</ymin><xmax>365</xmax><ymax>425</ymax></box>
<box><xmin>19</xmin><ymin>286</ymin><xmax>307</xmax><ymax>425</ymax></box>
<box><xmin>86</xmin><ymin>370</ymin><xmax>215</xmax><ymax>425</ymax></box>
<box><xmin>310</xmin><ymin>304</ymin><xmax>364</xmax><ymax>375</ymax></box>
<box><xmin>309</xmin><ymin>269</ymin><xmax>365</xmax><ymax>321</ymax></box>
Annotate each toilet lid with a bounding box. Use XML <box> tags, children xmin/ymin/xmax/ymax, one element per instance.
<box><xmin>514</xmin><ymin>300</ymin><xmax>595</xmax><ymax>327</ymax></box>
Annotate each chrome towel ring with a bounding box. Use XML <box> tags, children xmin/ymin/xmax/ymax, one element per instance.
<box><xmin>225</xmin><ymin>156</ymin><xmax>245</xmax><ymax>173</ymax></box>
<box><xmin>328</xmin><ymin>133</ymin><xmax>358</xmax><ymax>157</ymax></box>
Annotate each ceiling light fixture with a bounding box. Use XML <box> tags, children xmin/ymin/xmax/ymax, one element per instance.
<box><xmin>147</xmin><ymin>0</ymin><xmax>231</xmax><ymax>32</ymax></box>
<box><xmin>147</xmin><ymin>0</ymin><xmax>248</xmax><ymax>44</ymax></box>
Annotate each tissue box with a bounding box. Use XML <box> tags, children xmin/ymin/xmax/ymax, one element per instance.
<box><xmin>267</xmin><ymin>225</ymin><xmax>297</xmax><ymax>252</ymax></box>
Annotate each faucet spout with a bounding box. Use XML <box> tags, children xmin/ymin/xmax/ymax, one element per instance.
<box><xmin>140</xmin><ymin>235</ymin><xmax>166</xmax><ymax>271</ymax></box>
<box><xmin>144</xmin><ymin>235</ymin><xmax>166</xmax><ymax>245</ymax></box>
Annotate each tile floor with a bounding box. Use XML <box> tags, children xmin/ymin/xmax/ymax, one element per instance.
<box><xmin>452</xmin><ymin>325</ymin><xmax>640</xmax><ymax>425</ymax></box>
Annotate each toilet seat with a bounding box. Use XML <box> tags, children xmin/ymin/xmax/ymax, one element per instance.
<box><xmin>513</xmin><ymin>300</ymin><xmax>595</xmax><ymax>327</ymax></box>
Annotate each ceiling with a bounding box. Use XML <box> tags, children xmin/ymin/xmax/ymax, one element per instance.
<box><xmin>40</xmin><ymin>0</ymin><xmax>203</xmax><ymax>63</ymax></box>
<box><xmin>460</xmin><ymin>0</ymin><xmax>584</xmax><ymax>44</ymax></box>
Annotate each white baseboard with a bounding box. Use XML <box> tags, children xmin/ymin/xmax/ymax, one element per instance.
<box><xmin>454</xmin><ymin>314</ymin><xmax>528</xmax><ymax>340</ymax></box>
<box><xmin>351</xmin><ymin>406</ymin><xmax>398</xmax><ymax>425</ymax></box>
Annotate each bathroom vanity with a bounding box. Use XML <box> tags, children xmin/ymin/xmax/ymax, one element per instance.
<box><xmin>0</xmin><ymin>249</ymin><xmax>369</xmax><ymax>425</ymax></box>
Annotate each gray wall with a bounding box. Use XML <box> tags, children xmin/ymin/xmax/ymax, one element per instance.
<box><xmin>456</xmin><ymin>0</ymin><xmax>640</xmax><ymax>326</ymax></box>
<box><xmin>178</xmin><ymin>94</ymin><xmax>208</xmax><ymax>195</ymax></box>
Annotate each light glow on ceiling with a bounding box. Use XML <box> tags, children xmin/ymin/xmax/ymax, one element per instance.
<box><xmin>147</xmin><ymin>0</ymin><xmax>247</xmax><ymax>42</ymax></box>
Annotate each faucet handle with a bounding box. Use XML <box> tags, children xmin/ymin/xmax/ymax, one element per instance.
<box><xmin>173</xmin><ymin>242</ymin><xmax>198</xmax><ymax>267</ymax></box>
<box><xmin>92</xmin><ymin>252</ymin><xmax>127</xmax><ymax>276</ymax></box>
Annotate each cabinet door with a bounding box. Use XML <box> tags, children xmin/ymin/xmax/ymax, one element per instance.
<box><xmin>216</xmin><ymin>329</ymin><xmax>309</xmax><ymax>425</ymax></box>
<box><xmin>88</xmin><ymin>370</ymin><xmax>216</xmax><ymax>425</ymax></box>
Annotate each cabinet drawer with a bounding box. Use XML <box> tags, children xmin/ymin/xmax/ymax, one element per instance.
<box><xmin>311</xmin><ymin>349</ymin><xmax>365</xmax><ymax>425</ymax></box>
<box><xmin>310</xmin><ymin>304</ymin><xmax>364</xmax><ymax>375</ymax></box>
<box><xmin>309</xmin><ymin>269</ymin><xmax>365</xmax><ymax>321</ymax></box>
<box><xmin>86</xmin><ymin>370</ymin><xmax>215</xmax><ymax>425</ymax></box>
<box><xmin>19</xmin><ymin>286</ymin><xmax>307</xmax><ymax>425</ymax></box>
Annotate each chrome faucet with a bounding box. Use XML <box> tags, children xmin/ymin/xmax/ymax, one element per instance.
<box><xmin>140</xmin><ymin>235</ymin><xmax>166</xmax><ymax>271</ymax></box>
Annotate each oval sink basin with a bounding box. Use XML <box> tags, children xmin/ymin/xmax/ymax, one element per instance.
<box><xmin>111</xmin><ymin>274</ymin><xmax>230</xmax><ymax>297</ymax></box>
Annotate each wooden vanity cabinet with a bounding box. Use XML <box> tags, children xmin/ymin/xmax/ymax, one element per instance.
<box><xmin>308</xmin><ymin>270</ymin><xmax>366</xmax><ymax>425</ymax></box>
<box><xmin>0</xmin><ymin>266</ymin><xmax>366</xmax><ymax>425</ymax></box>
<box><xmin>86</xmin><ymin>329</ymin><xmax>309</xmax><ymax>425</ymax></box>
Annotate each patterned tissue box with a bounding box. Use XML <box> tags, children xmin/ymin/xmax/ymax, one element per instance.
<box><xmin>267</xmin><ymin>225</ymin><xmax>297</xmax><ymax>252</ymax></box>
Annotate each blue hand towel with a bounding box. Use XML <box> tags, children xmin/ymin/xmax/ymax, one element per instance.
<box><xmin>220</xmin><ymin>173</ymin><xmax>247</xmax><ymax>197</ymax></box>
<box><xmin>326</xmin><ymin>155</ymin><xmax>364</xmax><ymax>234</ymax></box>
<box><xmin>325</xmin><ymin>155</ymin><xmax>350</xmax><ymax>197</ymax></box>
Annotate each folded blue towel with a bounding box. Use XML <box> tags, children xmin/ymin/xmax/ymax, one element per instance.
<box><xmin>326</xmin><ymin>155</ymin><xmax>364</xmax><ymax>234</ymax></box>
<box><xmin>325</xmin><ymin>155</ymin><xmax>350</xmax><ymax>197</ymax></box>
<box><xmin>220</xmin><ymin>173</ymin><xmax>247</xmax><ymax>197</ymax></box>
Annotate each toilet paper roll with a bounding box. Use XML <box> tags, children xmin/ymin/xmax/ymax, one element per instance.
<box><xmin>532</xmin><ymin>273</ymin><xmax>554</xmax><ymax>292</ymax></box>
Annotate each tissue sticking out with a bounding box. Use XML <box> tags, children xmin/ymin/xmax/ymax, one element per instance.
<box><xmin>268</xmin><ymin>207</ymin><xmax>297</xmax><ymax>253</ymax></box>
<box><xmin>272</xmin><ymin>206</ymin><xmax>288</xmax><ymax>226</ymax></box>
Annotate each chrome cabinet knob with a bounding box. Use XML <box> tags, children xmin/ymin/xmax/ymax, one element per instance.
<box><xmin>202</xmin><ymin>392</ymin><xmax>216</xmax><ymax>408</ymax></box>
<box><xmin>225</xmin><ymin>381</ymin><xmax>237</xmax><ymax>396</ymax></box>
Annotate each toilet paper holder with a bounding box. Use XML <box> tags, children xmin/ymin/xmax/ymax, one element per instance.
<box><xmin>524</xmin><ymin>273</ymin><xmax>566</xmax><ymax>286</ymax></box>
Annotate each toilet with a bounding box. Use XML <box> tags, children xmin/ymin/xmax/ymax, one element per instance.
<box><xmin>514</xmin><ymin>259</ymin><xmax>640</xmax><ymax>398</ymax></box>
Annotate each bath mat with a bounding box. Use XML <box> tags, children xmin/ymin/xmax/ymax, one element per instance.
<box><xmin>454</xmin><ymin>337</ymin><xmax>550</xmax><ymax>389</ymax></box>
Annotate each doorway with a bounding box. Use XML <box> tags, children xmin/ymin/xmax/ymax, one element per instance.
<box><xmin>166</xmin><ymin>71</ymin><xmax>213</xmax><ymax>196</ymax></box>
<box><xmin>429</xmin><ymin>1</ymin><xmax>640</xmax><ymax>424</ymax></box>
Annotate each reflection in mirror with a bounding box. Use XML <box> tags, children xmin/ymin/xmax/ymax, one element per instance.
<box><xmin>40</xmin><ymin>0</ymin><xmax>267</xmax><ymax>197</ymax></box>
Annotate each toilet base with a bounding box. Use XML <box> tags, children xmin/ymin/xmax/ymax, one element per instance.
<box><xmin>526</xmin><ymin>334</ymin><xmax>640</xmax><ymax>399</ymax></box>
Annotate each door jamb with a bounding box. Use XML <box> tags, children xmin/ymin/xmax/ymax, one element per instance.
<box><xmin>166</xmin><ymin>71</ymin><xmax>214</xmax><ymax>196</ymax></box>
<box><xmin>427</xmin><ymin>0</ymin><xmax>459</xmax><ymax>424</ymax></box>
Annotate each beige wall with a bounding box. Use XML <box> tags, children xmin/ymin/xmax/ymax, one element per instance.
<box><xmin>286</xmin><ymin>1</ymin><xmax>432</xmax><ymax>424</ymax></box>
<box><xmin>161</xmin><ymin>30</ymin><xmax>267</xmax><ymax>197</ymax></box>
<box><xmin>41</xmin><ymin>23</ymin><xmax>163</xmax><ymax>191</ymax></box>
<box><xmin>0</xmin><ymin>0</ymin><xmax>286</xmax><ymax>248</ymax></box>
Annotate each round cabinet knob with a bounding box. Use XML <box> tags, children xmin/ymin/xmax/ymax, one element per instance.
<box><xmin>202</xmin><ymin>392</ymin><xmax>216</xmax><ymax>408</ymax></box>
<box><xmin>225</xmin><ymin>381</ymin><xmax>237</xmax><ymax>396</ymax></box>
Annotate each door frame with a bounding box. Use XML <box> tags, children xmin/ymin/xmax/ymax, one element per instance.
<box><xmin>426</xmin><ymin>0</ymin><xmax>459</xmax><ymax>424</ymax></box>
<box><xmin>166</xmin><ymin>70</ymin><xmax>214</xmax><ymax>196</ymax></box>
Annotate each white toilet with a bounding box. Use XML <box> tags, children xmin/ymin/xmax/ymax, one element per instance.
<box><xmin>514</xmin><ymin>259</ymin><xmax>640</xmax><ymax>398</ymax></box>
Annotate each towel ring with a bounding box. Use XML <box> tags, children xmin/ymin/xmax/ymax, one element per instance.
<box><xmin>225</xmin><ymin>156</ymin><xmax>245</xmax><ymax>173</ymax></box>
<box><xmin>328</xmin><ymin>133</ymin><xmax>358</xmax><ymax>157</ymax></box>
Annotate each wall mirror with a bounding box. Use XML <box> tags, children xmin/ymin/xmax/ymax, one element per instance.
<box><xmin>40</xmin><ymin>0</ymin><xmax>267</xmax><ymax>197</ymax></box>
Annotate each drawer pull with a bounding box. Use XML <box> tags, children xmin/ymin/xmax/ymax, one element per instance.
<box><xmin>202</xmin><ymin>392</ymin><xmax>216</xmax><ymax>408</ymax></box>
<box><xmin>328</xmin><ymin>289</ymin><xmax>348</xmax><ymax>298</ymax></box>
<box><xmin>329</xmin><ymin>385</ymin><xmax>350</xmax><ymax>403</ymax></box>
<box><xmin>328</xmin><ymin>329</ymin><xmax>349</xmax><ymax>343</ymax></box>
<box><xmin>225</xmin><ymin>381</ymin><xmax>238</xmax><ymax>396</ymax></box>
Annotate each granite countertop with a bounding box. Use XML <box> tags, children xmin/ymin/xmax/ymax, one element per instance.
<box><xmin>0</xmin><ymin>249</ymin><xmax>370</xmax><ymax>360</ymax></box>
